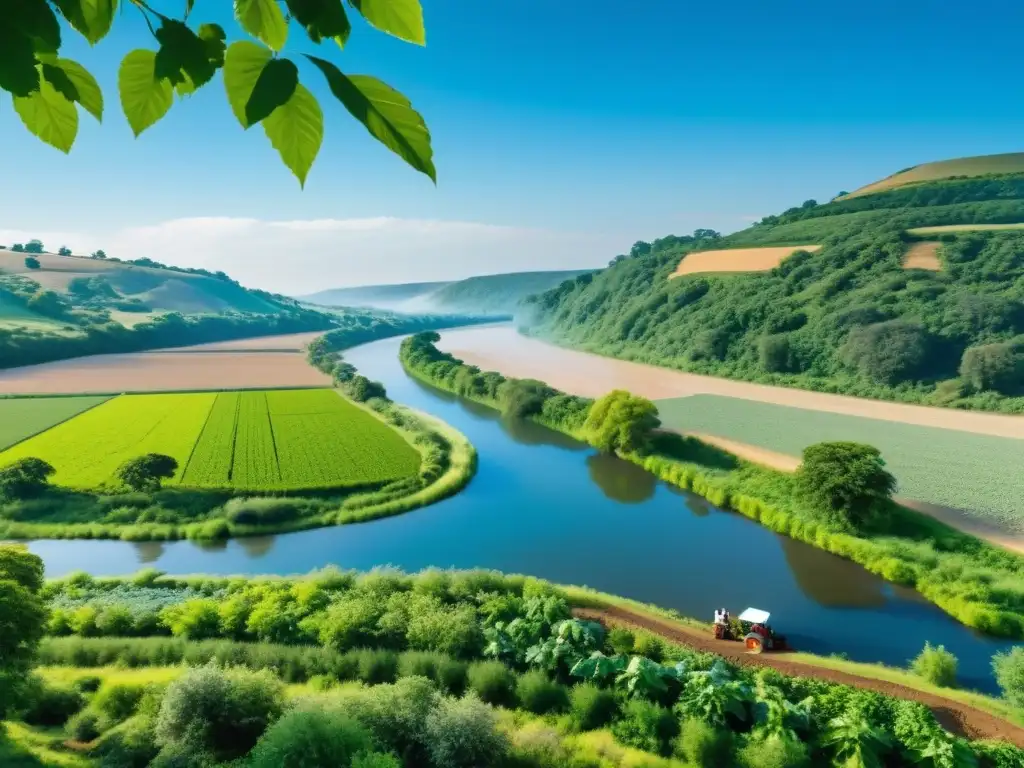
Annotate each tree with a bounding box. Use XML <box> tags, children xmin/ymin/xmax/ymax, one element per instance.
<box><xmin>27</xmin><ymin>290</ymin><xmax>70</xmax><ymax>319</ymax></box>
<box><xmin>692</xmin><ymin>228</ymin><xmax>721</xmax><ymax>240</ymax></box>
<box><xmin>91</xmin><ymin>250</ymin><xmax>107</xmax><ymax>259</ymax></box>
<box><xmin>24</xmin><ymin>239</ymin><xmax>44</xmax><ymax>254</ymax></box>
<box><xmin>840</xmin><ymin>320</ymin><xmax>932</xmax><ymax>385</ymax></box>
<box><xmin>960</xmin><ymin>340</ymin><xmax>1024</xmax><ymax>395</ymax></box>
<box><xmin>58</xmin><ymin>246</ymin><xmax>72</xmax><ymax>256</ymax></box>
<box><xmin>116</xmin><ymin>453</ymin><xmax>179</xmax><ymax>491</ymax></box>
<box><xmin>584</xmin><ymin>390</ymin><xmax>661</xmax><ymax>455</ymax></box>
<box><xmin>11</xmin><ymin>243</ymin><xmax>24</xmax><ymax>252</ymax></box>
<box><xmin>992</xmin><ymin>647</ymin><xmax>1024</xmax><ymax>709</ymax></box>
<box><xmin>0</xmin><ymin>545</ymin><xmax>48</xmax><ymax>718</ymax></box>
<box><xmin>2</xmin><ymin>0</ymin><xmax>436</xmax><ymax>188</ymax></box>
<box><xmin>795</xmin><ymin>442</ymin><xmax>897</xmax><ymax>528</ymax></box>
<box><xmin>0</xmin><ymin>457</ymin><xmax>56</xmax><ymax>500</ymax></box>
<box><xmin>24</xmin><ymin>256</ymin><xmax>41</xmax><ymax>269</ymax></box>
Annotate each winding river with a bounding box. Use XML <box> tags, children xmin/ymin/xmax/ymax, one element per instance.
<box><xmin>26</xmin><ymin>330</ymin><xmax>1017</xmax><ymax>692</ymax></box>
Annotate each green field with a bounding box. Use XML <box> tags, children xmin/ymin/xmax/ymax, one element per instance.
<box><xmin>0</xmin><ymin>389</ymin><xmax>420</xmax><ymax>492</ymax></box>
<box><xmin>0</xmin><ymin>396</ymin><xmax>111</xmax><ymax>450</ymax></box>
<box><xmin>655</xmin><ymin>394</ymin><xmax>1024</xmax><ymax>529</ymax></box>
<box><xmin>907</xmin><ymin>223</ymin><xmax>1024</xmax><ymax>235</ymax></box>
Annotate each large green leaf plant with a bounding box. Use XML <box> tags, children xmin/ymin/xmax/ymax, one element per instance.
<box><xmin>1</xmin><ymin>0</ymin><xmax>435</xmax><ymax>186</ymax></box>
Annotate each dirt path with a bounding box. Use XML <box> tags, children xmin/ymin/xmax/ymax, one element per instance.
<box><xmin>439</xmin><ymin>326</ymin><xmax>1024</xmax><ymax>440</ymax></box>
<box><xmin>574</xmin><ymin>606</ymin><xmax>1024</xmax><ymax>746</ymax></box>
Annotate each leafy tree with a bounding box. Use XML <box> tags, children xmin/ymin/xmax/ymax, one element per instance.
<box><xmin>0</xmin><ymin>545</ymin><xmax>48</xmax><ymax>718</ymax></box>
<box><xmin>91</xmin><ymin>249</ymin><xmax>107</xmax><ymax>259</ymax></box>
<box><xmin>840</xmin><ymin>320</ymin><xmax>933</xmax><ymax>385</ymax></box>
<box><xmin>424</xmin><ymin>693</ymin><xmax>509</xmax><ymax>768</ymax></box>
<box><xmin>2</xmin><ymin>0</ymin><xmax>436</xmax><ymax>187</ymax></box>
<box><xmin>116</xmin><ymin>453</ymin><xmax>179</xmax><ymax>491</ymax></box>
<box><xmin>911</xmin><ymin>642</ymin><xmax>958</xmax><ymax>688</ymax></box>
<box><xmin>960</xmin><ymin>340</ymin><xmax>1024</xmax><ymax>395</ymax></box>
<box><xmin>27</xmin><ymin>290</ymin><xmax>70</xmax><ymax>318</ymax></box>
<box><xmin>759</xmin><ymin>333</ymin><xmax>794</xmax><ymax>373</ymax></box>
<box><xmin>248</xmin><ymin>708</ymin><xmax>374</xmax><ymax>768</ymax></box>
<box><xmin>58</xmin><ymin>246</ymin><xmax>72</xmax><ymax>256</ymax></box>
<box><xmin>24</xmin><ymin>239</ymin><xmax>44</xmax><ymax>254</ymax></box>
<box><xmin>584</xmin><ymin>389</ymin><xmax>661</xmax><ymax>455</ymax></box>
<box><xmin>795</xmin><ymin>442</ymin><xmax>897</xmax><ymax>528</ymax></box>
<box><xmin>24</xmin><ymin>256</ymin><xmax>41</xmax><ymax>269</ymax></box>
<box><xmin>0</xmin><ymin>457</ymin><xmax>56</xmax><ymax>500</ymax></box>
<box><xmin>992</xmin><ymin>646</ymin><xmax>1024</xmax><ymax>709</ymax></box>
<box><xmin>11</xmin><ymin>243</ymin><xmax>25</xmax><ymax>252</ymax></box>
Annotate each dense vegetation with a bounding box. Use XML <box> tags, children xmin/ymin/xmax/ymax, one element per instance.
<box><xmin>4</xmin><ymin>549</ymin><xmax>1023</xmax><ymax>768</ymax></box>
<box><xmin>401</xmin><ymin>332</ymin><xmax>1024</xmax><ymax>639</ymax></box>
<box><xmin>524</xmin><ymin>174</ymin><xmax>1024</xmax><ymax>412</ymax></box>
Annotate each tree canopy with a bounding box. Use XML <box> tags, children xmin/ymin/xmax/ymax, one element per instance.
<box><xmin>116</xmin><ymin>453</ymin><xmax>179</xmax><ymax>491</ymax></box>
<box><xmin>584</xmin><ymin>390</ymin><xmax>661</xmax><ymax>456</ymax></box>
<box><xmin>0</xmin><ymin>545</ymin><xmax>47</xmax><ymax>717</ymax></box>
<box><xmin>0</xmin><ymin>457</ymin><xmax>56</xmax><ymax>500</ymax></box>
<box><xmin>2</xmin><ymin>0</ymin><xmax>435</xmax><ymax>187</ymax></box>
<box><xmin>795</xmin><ymin>442</ymin><xmax>897</xmax><ymax>529</ymax></box>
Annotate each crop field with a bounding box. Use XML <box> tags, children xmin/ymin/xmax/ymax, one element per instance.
<box><xmin>906</xmin><ymin>223</ymin><xmax>1024</xmax><ymax>235</ymax></box>
<box><xmin>0</xmin><ymin>389</ymin><xmax>421</xmax><ymax>492</ymax></box>
<box><xmin>670</xmin><ymin>245</ymin><xmax>821</xmax><ymax>277</ymax></box>
<box><xmin>838</xmin><ymin>152</ymin><xmax>1024</xmax><ymax>199</ymax></box>
<box><xmin>655</xmin><ymin>394</ymin><xmax>1024</xmax><ymax>530</ymax></box>
<box><xmin>902</xmin><ymin>241</ymin><xmax>942</xmax><ymax>270</ymax></box>
<box><xmin>0</xmin><ymin>395</ymin><xmax>110</xmax><ymax>450</ymax></box>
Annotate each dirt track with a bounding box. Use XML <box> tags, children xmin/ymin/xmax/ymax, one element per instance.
<box><xmin>575</xmin><ymin>606</ymin><xmax>1024</xmax><ymax>746</ymax></box>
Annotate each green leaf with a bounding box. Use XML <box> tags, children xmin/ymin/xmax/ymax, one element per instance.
<box><xmin>285</xmin><ymin>0</ymin><xmax>351</xmax><ymax>47</ymax></box>
<box><xmin>0</xmin><ymin>26</ymin><xmax>41</xmax><ymax>97</ymax></box>
<box><xmin>53</xmin><ymin>0</ymin><xmax>118</xmax><ymax>45</ymax></box>
<box><xmin>10</xmin><ymin>0</ymin><xmax>62</xmax><ymax>54</ymax></box>
<box><xmin>262</xmin><ymin>83</ymin><xmax>323</xmax><ymax>187</ymax></box>
<box><xmin>234</xmin><ymin>0</ymin><xmax>289</xmax><ymax>51</ymax></box>
<box><xmin>350</xmin><ymin>0</ymin><xmax>424</xmax><ymax>45</ymax></box>
<box><xmin>306</xmin><ymin>56</ymin><xmax>435</xmax><ymax>182</ymax></box>
<box><xmin>13</xmin><ymin>73</ymin><xmax>79</xmax><ymax>153</ymax></box>
<box><xmin>223</xmin><ymin>40</ymin><xmax>273</xmax><ymax>128</ymax></box>
<box><xmin>48</xmin><ymin>58</ymin><xmax>103</xmax><ymax>121</ymax></box>
<box><xmin>245</xmin><ymin>58</ymin><xmax>298</xmax><ymax>126</ymax></box>
<box><xmin>155</xmin><ymin>19</ymin><xmax>221</xmax><ymax>92</ymax></box>
<box><xmin>118</xmin><ymin>49</ymin><xmax>174</xmax><ymax>137</ymax></box>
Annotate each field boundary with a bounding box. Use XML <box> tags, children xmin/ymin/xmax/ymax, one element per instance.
<box><xmin>0</xmin><ymin>395</ymin><xmax>113</xmax><ymax>453</ymax></box>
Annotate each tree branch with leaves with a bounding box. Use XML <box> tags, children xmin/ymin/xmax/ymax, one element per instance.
<box><xmin>2</xmin><ymin>0</ymin><xmax>436</xmax><ymax>186</ymax></box>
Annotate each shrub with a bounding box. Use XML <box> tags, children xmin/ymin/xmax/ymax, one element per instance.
<box><xmin>611</xmin><ymin>699</ymin><xmax>679</xmax><ymax>756</ymax></box>
<box><xmin>796</xmin><ymin>442</ymin><xmax>896</xmax><ymax>528</ymax></box>
<box><xmin>569</xmin><ymin>683</ymin><xmax>618</xmax><ymax>731</ymax></box>
<box><xmin>736</xmin><ymin>736</ymin><xmax>809</xmax><ymax>768</ymax></box>
<box><xmin>223</xmin><ymin>496</ymin><xmax>307</xmax><ymax>525</ymax></box>
<box><xmin>973</xmin><ymin>739</ymin><xmax>1024</xmax><ymax>768</ymax></box>
<box><xmin>66</xmin><ymin>708</ymin><xmax>102</xmax><ymax>742</ymax></box>
<box><xmin>398</xmin><ymin>650</ymin><xmax>444</xmax><ymax>681</ymax></box>
<box><xmin>424</xmin><ymin>693</ymin><xmax>509</xmax><ymax>768</ymax></box>
<box><xmin>436</xmin><ymin>657</ymin><xmax>469</xmax><ymax>696</ymax></box>
<box><xmin>336</xmin><ymin>676</ymin><xmax>438</xmax><ymax>763</ymax></box>
<box><xmin>154</xmin><ymin>664</ymin><xmax>284</xmax><ymax>761</ymax></box>
<box><xmin>759</xmin><ymin>333</ymin><xmax>794</xmax><ymax>373</ymax></box>
<box><xmin>93</xmin><ymin>682</ymin><xmax>147</xmax><ymax>726</ymax></box>
<box><xmin>960</xmin><ymin>340</ymin><xmax>1024</xmax><ymax>395</ymax></box>
<box><xmin>96</xmin><ymin>606</ymin><xmax>136</xmax><ymax>636</ymax></box>
<box><xmin>20</xmin><ymin>678</ymin><xmax>85</xmax><ymax>726</ymax></box>
<box><xmin>509</xmin><ymin>723</ymin><xmax>571</xmax><ymax>768</ymax></box>
<box><xmin>911</xmin><ymin>642</ymin><xmax>958</xmax><ymax>688</ymax></box>
<box><xmin>91</xmin><ymin>713</ymin><xmax>160</xmax><ymax>767</ymax></box>
<box><xmin>467</xmin><ymin>660</ymin><xmax>517</xmax><ymax>707</ymax></box>
<box><xmin>516</xmin><ymin>670</ymin><xmax>570</xmax><ymax>715</ymax></box>
<box><xmin>352</xmin><ymin>754</ymin><xmax>402</xmax><ymax>768</ymax></box>
<box><xmin>632</xmin><ymin>632</ymin><xmax>664</xmax><ymax>662</ymax></box>
<box><xmin>160</xmin><ymin>600</ymin><xmax>221</xmax><ymax>640</ymax></box>
<box><xmin>248</xmin><ymin>708</ymin><xmax>374</xmax><ymax>768</ymax></box>
<box><xmin>675</xmin><ymin>718</ymin><xmax>733</xmax><ymax>767</ymax></box>
<box><xmin>307</xmin><ymin>674</ymin><xmax>336</xmax><ymax>692</ymax></box>
<box><xmin>73</xmin><ymin>675</ymin><xmax>103</xmax><ymax>694</ymax></box>
<box><xmin>841</xmin><ymin>320</ymin><xmax>932</xmax><ymax>384</ymax></box>
<box><xmin>355</xmin><ymin>648</ymin><xmax>399</xmax><ymax>685</ymax></box>
<box><xmin>993</xmin><ymin>647</ymin><xmax>1024</xmax><ymax>709</ymax></box>
<box><xmin>607</xmin><ymin>627</ymin><xmax>635</xmax><ymax>655</ymax></box>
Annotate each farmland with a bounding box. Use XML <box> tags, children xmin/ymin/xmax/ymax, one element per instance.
<box><xmin>901</xmin><ymin>241</ymin><xmax>942</xmax><ymax>270</ymax></box>
<box><xmin>906</xmin><ymin>223</ymin><xmax>1024</xmax><ymax>235</ymax></box>
<box><xmin>0</xmin><ymin>389</ymin><xmax>421</xmax><ymax>493</ymax></box>
<box><xmin>837</xmin><ymin>151</ymin><xmax>1024</xmax><ymax>199</ymax></box>
<box><xmin>0</xmin><ymin>395</ymin><xmax>109</xmax><ymax>450</ymax></box>
<box><xmin>670</xmin><ymin>245</ymin><xmax>821</xmax><ymax>277</ymax></box>
<box><xmin>655</xmin><ymin>394</ymin><xmax>1024</xmax><ymax>531</ymax></box>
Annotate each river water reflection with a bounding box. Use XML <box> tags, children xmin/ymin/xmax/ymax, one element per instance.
<box><xmin>27</xmin><ymin>331</ymin><xmax>1015</xmax><ymax>692</ymax></box>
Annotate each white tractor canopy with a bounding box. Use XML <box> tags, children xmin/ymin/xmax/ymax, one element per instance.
<box><xmin>738</xmin><ymin>608</ymin><xmax>770</xmax><ymax>625</ymax></box>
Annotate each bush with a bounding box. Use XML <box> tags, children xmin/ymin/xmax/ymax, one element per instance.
<box><xmin>611</xmin><ymin>699</ymin><xmax>679</xmax><ymax>756</ymax></box>
<box><xmin>796</xmin><ymin>442</ymin><xmax>896</xmax><ymax>528</ymax></box>
<box><xmin>154</xmin><ymin>664</ymin><xmax>284</xmax><ymax>761</ymax></box>
<box><xmin>675</xmin><ymin>718</ymin><xmax>733</xmax><ymax>767</ymax></box>
<box><xmin>66</xmin><ymin>708</ymin><xmax>102</xmax><ymax>742</ymax></box>
<box><xmin>467</xmin><ymin>660</ymin><xmax>517</xmax><ymax>707</ymax></box>
<box><xmin>568</xmin><ymin>683</ymin><xmax>618</xmax><ymax>731</ymax></box>
<box><xmin>91</xmin><ymin>712</ymin><xmax>160</xmax><ymax>767</ymax></box>
<box><xmin>973</xmin><ymin>739</ymin><xmax>1024</xmax><ymax>768</ymax></box>
<box><xmin>509</xmin><ymin>723</ymin><xmax>571</xmax><ymax>768</ymax></box>
<box><xmin>960</xmin><ymin>340</ymin><xmax>1024</xmax><ymax>395</ymax></box>
<box><xmin>424</xmin><ymin>693</ymin><xmax>509</xmax><ymax>768</ymax></box>
<box><xmin>516</xmin><ymin>670</ymin><xmax>570</xmax><ymax>715</ymax></box>
<box><xmin>759</xmin><ymin>333</ymin><xmax>794</xmax><ymax>373</ymax></box>
<box><xmin>248</xmin><ymin>708</ymin><xmax>374</xmax><ymax>768</ymax></box>
<box><xmin>436</xmin><ymin>657</ymin><xmax>469</xmax><ymax>696</ymax></box>
<box><xmin>841</xmin><ymin>320</ymin><xmax>932</xmax><ymax>384</ymax></box>
<box><xmin>336</xmin><ymin>676</ymin><xmax>438</xmax><ymax>763</ymax></box>
<box><xmin>607</xmin><ymin>627</ymin><xmax>635</xmax><ymax>655</ymax></box>
<box><xmin>355</xmin><ymin>649</ymin><xmax>399</xmax><ymax>685</ymax></box>
<box><xmin>351</xmin><ymin>754</ymin><xmax>401</xmax><ymax>768</ymax></box>
<box><xmin>96</xmin><ymin>606</ymin><xmax>136</xmax><ymax>636</ymax></box>
<box><xmin>398</xmin><ymin>650</ymin><xmax>444</xmax><ymax>681</ymax></box>
<box><xmin>20</xmin><ymin>677</ymin><xmax>85</xmax><ymax>726</ymax></box>
<box><xmin>911</xmin><ymin>642</ymin><xmax>958</xmax><ymax>688</ymax></box>
<box><xmin>993</xmin><ymin>647</ymin><xmax>1024</xmax><ymax>709</ymax></box>
<box><xmin>73</xmin><ymin>675</ymin><xmax>103</xmax><ymax>694</ymax></box>
<box><xmin>223</xmin><ymin>497</ymin><xmax>307</xmax><ymax>525</ymax></box>
<box><xmin>93</xmin><ymin>682</ymin><xmax>147</xmax><ymax>726</ymax></box>
<box><xmin>736</xmin><ymin>736</ymin><xmax>809</xmax><ymax>768</ymax></box>
<box><xmin>632</xmin><ymin>632</ymin><xmax>664</xmax><ymax>662</ymax></box>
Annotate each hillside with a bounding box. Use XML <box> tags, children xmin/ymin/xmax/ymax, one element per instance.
<box><xmin>302</xmin><ymin>269</ymin><xmax>594</xmax><ymax>315</ymax></box>
<box><xmin>524</xmin><ymin>155</ymin><xmax>1024</xmax><ymax>412</ymax></box>
<box><xmin>839</xmin><ymin>152</ymin><xmax>1024</xmax><ymax>200</ymax></box>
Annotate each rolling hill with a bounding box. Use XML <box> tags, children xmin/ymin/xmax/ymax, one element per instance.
<box><xmin>524</xmin><ymin>153</ymin><xmax>1024</xmax><ymax>412</ymax></box>
<box><xmin>301</xmin><ymin>269</ymin><xmax>594</xmax><ymax>315</ymax></box>
<box><xmin>838</xmin><ymin>152</ymin><xmax>1024</xmax><ymax>200</ymax></box>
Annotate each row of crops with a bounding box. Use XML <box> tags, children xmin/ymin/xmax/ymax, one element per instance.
<box><xmin>0</xmin><ymin>389</ymin><xmax>421</xmax><ymax>492</ymax></box>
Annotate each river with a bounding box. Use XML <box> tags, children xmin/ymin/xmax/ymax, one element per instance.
<box><xmin>26</xmin><ymin>330</ymin><xmax>1017</xmax><ymax>692</ymax></box>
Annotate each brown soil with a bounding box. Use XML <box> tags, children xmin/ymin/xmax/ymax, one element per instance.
<box><xmin>903</xmin><ymin>241</ymin><xmax>942</xmax><ymax>271</ymax></box>
<box><xmin>574</xmin><ymin>605</ymin><xmax>1024</xmax><ymax>746</ymax></box>
<box><xmin>169</xmin><ymin>331</ymin><xmax>325</xmax><ymax>352</ymax></box>
<box><xmin>671</xmin><ymin>245</ymin><xmax>821</xmax><ymax>277</ymax></box>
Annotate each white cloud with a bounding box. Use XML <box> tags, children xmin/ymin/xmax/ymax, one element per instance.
<box><xmin>0</xmin><ymin>217</ymin><xmax>619</xmax><ymax>295</ymax></box>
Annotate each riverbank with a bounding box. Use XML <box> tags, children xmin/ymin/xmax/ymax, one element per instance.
<box><xmin>401</xmin><ymin>331</ymin><xmax>1024</xmax><ymax>640</ymax></box>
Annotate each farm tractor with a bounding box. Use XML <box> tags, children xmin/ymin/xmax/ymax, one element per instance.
<box><xmin>714</xmin><ymin>607</ymin><xmax>788</xmax><ymax>653</ymax></box>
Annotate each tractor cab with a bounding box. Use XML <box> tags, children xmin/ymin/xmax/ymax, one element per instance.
<box><xmin>737</xmin><ymin>607</ymin><xmax>786</xmax><ymax>653</ymax></box>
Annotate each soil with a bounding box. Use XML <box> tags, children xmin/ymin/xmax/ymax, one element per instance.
<box><xmin>671</xmin><ymin>245</ymin><xmax>822</xmax><ymax>277</ymax></box>
<box><xmin>574</xmin><ymin>605</ymin><xmax>1024</xmax><ymax>746</ymax></box>
<box><xmin>903</xmin><ymin>241</ymin><xmax>943</xmax><ymax>271</ymax></box>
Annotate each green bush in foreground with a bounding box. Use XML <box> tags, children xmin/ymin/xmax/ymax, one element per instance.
<box><xmin>515</xmin><ymin>669</ymin><xmax>570</xmax><ymax>715</ymax></box>
<box><xmin>675</xmin><ymin>717</ymin><xmax>733</xmax><ymax>767</ymax></box>
<box><xmin>424</xmin><ymin>693</ymin><xmax>509</xmax><ymax>768</ymax></box>
<box><xmin>18</xmin><ymin>677</ymin><xmax>84</xmax><ymax>726</ymax></box>
<box><xmin>248</xmin><ymin>708</ymin><xmax>375</xmax><ymax>768</ymax></box>
<box><xmin>467</xmin><ymin>660</ymin><xmax>518</xmax><ymax>707</ymax></box>
<box><xmin>611</xmin><ymin>698</ymin><xmax>680</xmax><ymax>756</ymax></box>
<box><xmin>993</xmin><ymin>646</ymin><xmax>1024</xmax><ymax>709</ymax></box>
<box><xmin>912</xmin><ymin>642</ymin><xmax>959</xmax><ymax>688</ymax></box>
<box><xmin>569</xmin><ymin>682</ymin><xmax>618</xmax><ymax>731</ymax></box>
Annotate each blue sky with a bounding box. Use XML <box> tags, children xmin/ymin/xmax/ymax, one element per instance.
<box><xmin>2</xmin><ymin>0</ymin><xmax>1023</xmax><ymax>291</ymax></box>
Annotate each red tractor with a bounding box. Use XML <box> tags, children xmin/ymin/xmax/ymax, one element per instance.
<box><xmin>713</xmin><ymin>607</ymin><xmax>788</xmax><ymax>653</ymax></box>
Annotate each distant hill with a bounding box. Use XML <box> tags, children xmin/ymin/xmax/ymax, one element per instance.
<box><xmin>301</xmin><ymin>269</ymin><xmax>594</xmax><ymax>315</ymax></box>
<box><xmin>525</xmin><ymin>156</ymin><xmax>1024</xmax><ymax>412</ymax></box>
<box><xmin>839</xmin><ymin>152</ymin><xmax>1024</xmax><ymax>200</ymax></box>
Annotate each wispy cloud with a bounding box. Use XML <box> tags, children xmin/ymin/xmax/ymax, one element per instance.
<box><xmin>0</xmin><ymin>217</ymin><xmax>620</xmax><ymax>294</ymax></box>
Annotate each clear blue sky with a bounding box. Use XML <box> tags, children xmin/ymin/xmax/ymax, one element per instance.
<box><xmin>2</xmin><ymin>0</ymin><xmax>1023</xmax><ymax>290</ymax></box>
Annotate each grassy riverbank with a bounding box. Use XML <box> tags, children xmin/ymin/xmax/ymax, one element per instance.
<box><xmin>399</xmin><ymin>332</ymin><xmax>1024</xmax><ymax>640</ymax></box>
